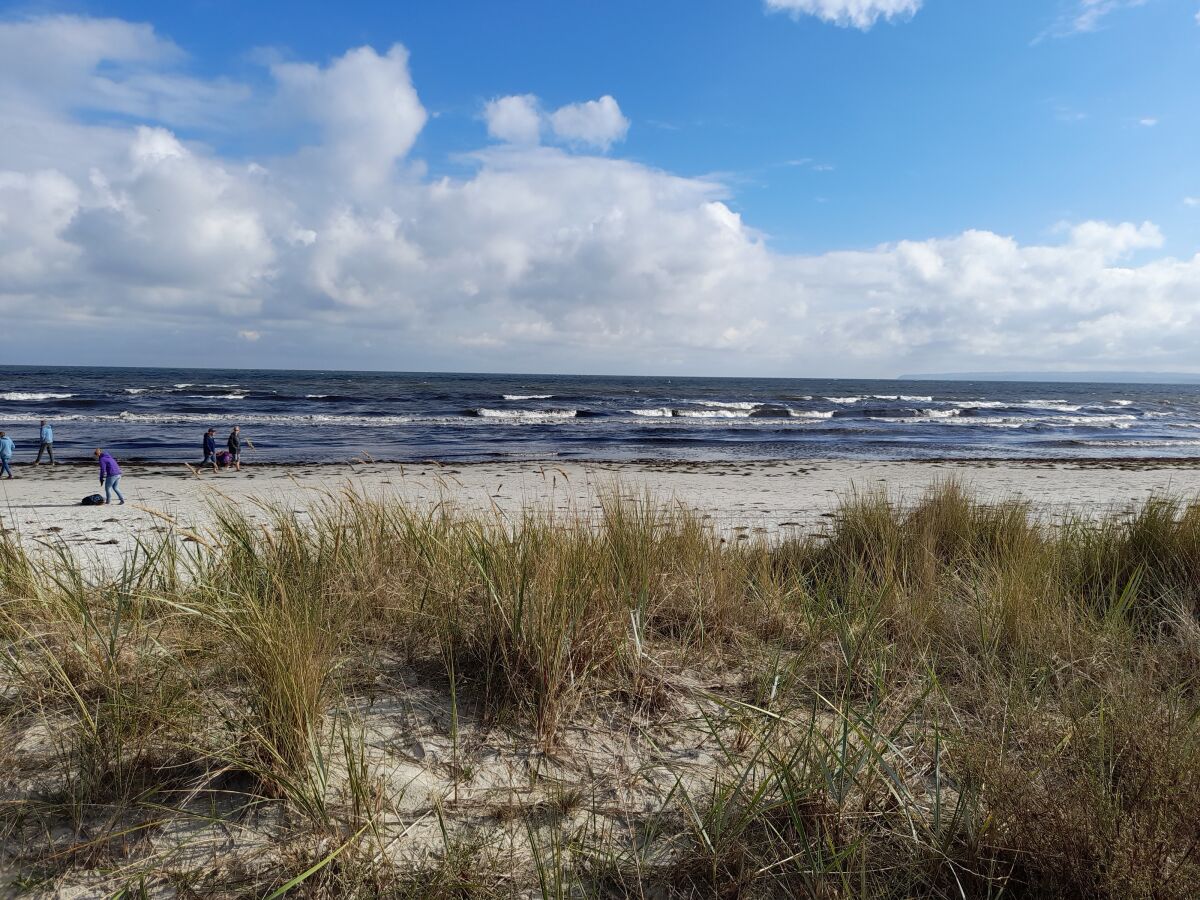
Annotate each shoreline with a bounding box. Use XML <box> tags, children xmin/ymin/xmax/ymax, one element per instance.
<box><xmin>4</xmin><ymin>453</ymin><xmax>1200</xmax><ymax>469</ymax></box>
<box><xmin>4</xmin><ymin>457</ymin><xmax>1200</xmax><ymax>570</ymax></box>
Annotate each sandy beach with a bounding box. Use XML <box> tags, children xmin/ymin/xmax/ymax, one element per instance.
<box><xmin>4</xmin><ymin>457</ymin><xmax>1200</xmax><ymax>568</ymax></box>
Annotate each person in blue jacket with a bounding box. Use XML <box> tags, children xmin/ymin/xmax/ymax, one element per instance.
<box><xmin>0</xmin><ymin>431</ymin><xmax>14</xmax><ymax>479</ymax></box>
<box><xmin>34</xmin><ymin>419</ymin><xmax>54</xmax><ymax>465</ymax></box>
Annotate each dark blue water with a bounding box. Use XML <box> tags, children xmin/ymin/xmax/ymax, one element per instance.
<box><xmin>2</xmin><ymin>366</ymin><xmax>1200</xmax><ymax>463</ymax></box>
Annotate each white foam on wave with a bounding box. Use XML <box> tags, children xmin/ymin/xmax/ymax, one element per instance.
<box><xmin>187</xmin><ymin>393</ymin><xmax>247</xmax><ymax>400</ymax></box>
<box><xmin>477</xmin><ymin>408</ymin><xmax>577</xmax><ymax>420</ymax></box>
<box><xmin>691</xmin><ymin>400</ymin><xmax>759</xmax><ymax>410</ymax></box>
<box><xmin>1053</xmin><ymin>414</ymin><xmax>1137</xmax><ymax>426</ymax></box>
<box><xmin>675</xmin><ymin>409</ymin><xmax>752</xmax><ymax>419</ymax></box>
<box><xmin>0</xmin><ymin>392</ymin><xmax>73</xmax><ymax>401</ymax></box>
<box><xmin>918</xmin><ymin>409</ymin><xmax>961</xmax><ymax>419</ymax></box>
<box><xmin>105</xmin><ymin>411</ymin><xmax>427</xmax><ymax>426</ymax></box>
<box><xmin>789</xmin><ymin>410</ymin><xmax>835</xmax><ymax>419</ymax></box>
<box><xmin>866</xmin><ymin>411</ymin><xmax>1136</xmax><ymax>429</ymax></box>
<box><xmin>948</xmin><ymin>400</ymin><xmax>1009</xmax><ymax>408</ymax></box>
<box><xmin>1079</xmin><ymin>439</ymin><xmax>1200</xmax><ymax>448</ymax></box>
<box><xmin>825</xmin><ymin>396</ymin><xmax>860</xmax><ymax>404</ymax></box>
<box><xmin>867</xmin><ymin>409</ymin><xmax>962</xmax><ymax>423</ymax></box>
<box><xmin>306</xmin><ymin>394</ymin><xmax>331</xmax><ymax>399</ymax></box>
<box><xmin>502</xmin><ymin>394</ymin><xmax>553</xmax><ymax>400</ymax></box>
<box><xmin>1109</xmin><ymin>399</ymin><xmax>1133</xmax><ymax>406</ymax></box>
<box><xmin>1021</xmin><ymin>399</ymin><xmax>1083</xmax><ymax>411</ymax></box>
<box><xmin>872</xmin><ymin>394</ymin><xmax>934</xmax><ymax>402</ymax></box>
<box><xmin>627</xmin><ymin>407</ymin><xmax>753</xmax><ymax>419</ymax></box>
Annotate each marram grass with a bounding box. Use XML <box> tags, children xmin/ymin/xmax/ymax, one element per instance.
<box><xmin>0</xmin><ymin>480</ymin><xmax>1197</xmax><ymax>898</ymax></box>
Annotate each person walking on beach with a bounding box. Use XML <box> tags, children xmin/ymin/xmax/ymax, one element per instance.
<box><xmin>227</xmin><ymin>426</ymin><xmax>242</xmax><ymax>472</ymax></box>
<box><xmin>0</xmin><ymin>432</ymin><xmax>14</xmax><ymax>479</ymax></box>
<box><xmin>33</xmin><ymin>419</ymin><xmax>54</xmax><ymax>465</ymax></box>
<box><xmin>94</xmin><ymin>448</ymin><xmax>124</xmax><ymax>504</ymax></box>
<box><xmin>200</xmin><ymin>428</ymin><xmax>218</xmax><ymax>473</ymax></box>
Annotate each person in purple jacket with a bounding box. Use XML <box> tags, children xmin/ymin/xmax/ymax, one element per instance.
<box><xmin>94</xmin><ymin>448</ymin><xmax>124</xmax><ymax>505</ymax></box>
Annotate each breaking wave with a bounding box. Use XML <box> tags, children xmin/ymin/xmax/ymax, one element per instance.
<box><xmin>475</xmin><ymin>408</ymin><xmax>578</xmax><ymax>420</ymax></box>
<box><xmin>0</xmin><ymin>392</ymin><xmax>73</xmax><ymax>401</ymax></box>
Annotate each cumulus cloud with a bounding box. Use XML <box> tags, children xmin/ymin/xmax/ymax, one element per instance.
<box><xmin>484</xmin><ymin>94</ymin><xmax>542</xmax><ymax>144</ymax></box>
<box><xmin>764</xmin><ymin>0</ymin><xmax>922</xmax><ymax>29</ymax></box>
<box><xmin>271</xmin><ymin>44</ymin><xmax>426</xmax><ymax>191</ymax></box>
<box><xmin>2</xmin><ymin>13</ymin><xmax>1200</xmax><ymax>376</ymax></box>
<box><xmin>548</xmin><ymin>95</ymin><xmax>629</xmax><ymax>150</ymax></box>
<box><xmin>486</xmin><ymin>93</ymin><xmax>629</xmax><ymax>151</ymax></box>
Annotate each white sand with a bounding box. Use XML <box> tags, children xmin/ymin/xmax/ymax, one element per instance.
<box><xmin>2</xmin><ymin>458</ymin><xmax>1199</xmax><ymax>569</ymax></box>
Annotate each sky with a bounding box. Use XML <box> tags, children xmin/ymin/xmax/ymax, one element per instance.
<box><xmin>1</xmin><ymin>0</ymin><xmax>1198</xmax><ymax>377</ymax></box>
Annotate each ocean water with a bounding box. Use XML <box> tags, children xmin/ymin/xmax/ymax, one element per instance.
<box><xmin>2</xmin><ymin>366</ymin><xmax>1200</xmax><ymax>464</ymax></box>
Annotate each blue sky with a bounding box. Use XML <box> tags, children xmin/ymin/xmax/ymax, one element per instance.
<box><xmin>1</xmin><ymin>0</ymin><xmax>1199</xmax><ymax>375</ymax></box>
<box><xmin>75</xmin><ymin>0</ymin><xmax>1200</xmax><ymax>253</ymax></box>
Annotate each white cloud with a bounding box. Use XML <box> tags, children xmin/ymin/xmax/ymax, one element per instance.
<box><xmin>1039</xmin><ymin>0</ymin><xmax>1149</xmax><ymax>39</ymax></box>
<box><xmin>548</xmin><ymin>95</ymin><xmax>629</xmax><ymax>150</ymax></box>
<box><xmin>764</xmin><ymin>0</ymin><xmax>922</xmax><ymax>29</ymax></box>
<box><xmin>1139</xmin><ymin>117</ymin><xmax>1158</xmax><ymax>127</ymax></box>
<box><xmin>1185</xmin><ymin>197</ymin><xmax>1200</xmax><ymax>207</ymax></box>
<box><xmin>486</xmin><ymin>93</ymin><xmax>629</xmax><ymax>152</ymax></box>
<box><xmin>3</xmin><ymin>14</ymin><xmax>1200</xmax><ymax>377</ymax></box>
<box><xmin>484</xmin><ymin>94</ymin><xmax>542</xmax><ymax>144</ymax></box>
<box><xmin>271</xmin><ymin>44</ymin><xmax>426</xmax><ymax>192</ymax></box>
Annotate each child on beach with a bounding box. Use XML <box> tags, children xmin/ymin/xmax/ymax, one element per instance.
<box><xmin>94</xmin><ymin>448</ymin><xmax>124</xmax><ymax>504</ymax></box>
<box><xmin>0</xmin><ymin>432</ymin><xmax>13</xmax><ymax>479</ymax></box>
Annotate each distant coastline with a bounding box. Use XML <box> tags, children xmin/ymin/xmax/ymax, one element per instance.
<box><xmin>899</xmin><ymin>370</ymin><xmax>1200</xmax><ymax>384</ymax></box>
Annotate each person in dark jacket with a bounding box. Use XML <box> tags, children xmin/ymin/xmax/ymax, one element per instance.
<box><xmin>227</xmin><ymin>426</ymin><xmax>242</xmax><ymax>472</ymax></box>
<box><xmin>200</xmin><ymin>428</ymin><xmax>218</xmax><ymax>473</ymax></box>
<box><xmin>94</xmin><ymin>448</ymin><xmax>124</xmax><ymax>504</ymax></box>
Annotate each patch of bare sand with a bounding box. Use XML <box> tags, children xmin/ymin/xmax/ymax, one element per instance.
<box><xmin>3</xmin><ymin>459</ymin><xmax>1199</xmax><ymax>572</ymax></box>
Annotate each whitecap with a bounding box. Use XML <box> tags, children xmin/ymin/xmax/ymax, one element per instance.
<box><xmin>503</xmin><ymin>394</ymin><xmax>553</xmax><ymax>400</ymax></box>
<box><xmin>825</xmin><ymin>396</ymin><xmax>860</xmax><ymax>404</ymax></box>
<box><xmin>673</xmin><ymin>409</ymin><xmax>752</xmax><ymax>419</ymax></box>
<box><xmin>691</xmin><ymin>400</ymin><xmax>759</xmax><ymax>410</ymax></box>
<box><xmin>477</xmin><ymin>408</ymin><xmax>577</xmax><ymax>420</ymax></box>
<box><xmin>0</xmin><ymin>392</ymin><xmax>73</xmax><ymax>401</ymax></box>
<box><xmin>916</xmin><ymin>409</ymin><xmax>961</xmax><ymax>418</ymax></box>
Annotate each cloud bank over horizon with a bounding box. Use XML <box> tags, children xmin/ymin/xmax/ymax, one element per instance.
<box><xmin>2</xmin><ymin>13</ymin><xmax>1199</xmax><ymax>377</ymax></box>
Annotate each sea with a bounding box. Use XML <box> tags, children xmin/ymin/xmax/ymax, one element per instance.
<box><xmin>3</xmin><ymin>366</ymin><xmax>1200</xmax><ymax>464</ymax></box>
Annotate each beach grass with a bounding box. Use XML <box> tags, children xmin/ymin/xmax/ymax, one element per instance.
<box><xmin>1</xmin><ymin>480</ymin><xmax>1198</xmax><ymax>897</ymax></box>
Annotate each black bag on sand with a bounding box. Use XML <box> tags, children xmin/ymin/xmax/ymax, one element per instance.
<box><xmin>81</xmin><ymin>494</ymin><xmax>105</xmax><ymax>506</ymax></box>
